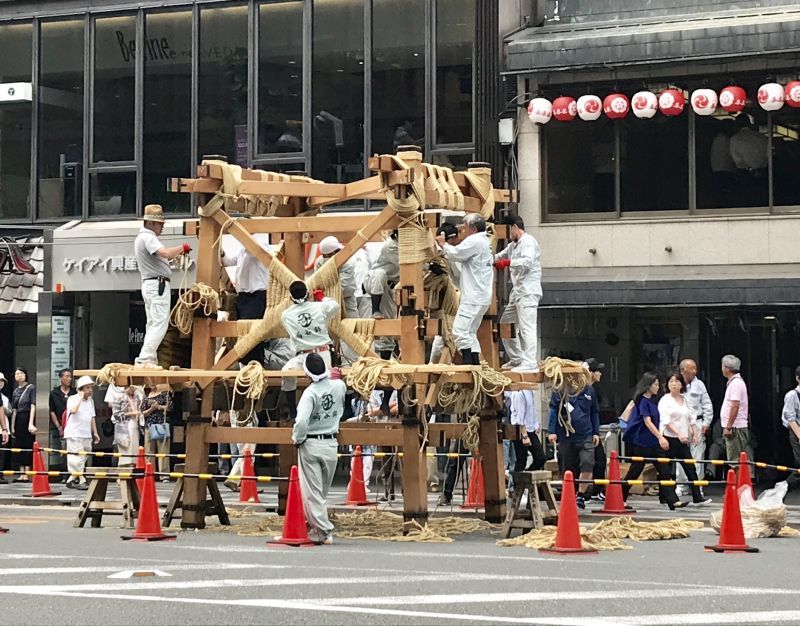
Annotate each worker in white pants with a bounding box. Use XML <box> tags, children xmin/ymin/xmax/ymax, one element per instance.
<box><xmin>134</xmin><ymin>204</ymin><xmax>192</xmax><ymax>366</ymax></box>
<box><xmin>366</xmin><ymin>233</ymin><xmax>399</xmax><ymax>357</ymax></box>
<box><xmin>436</xmin><ymin>214</ymin><xmax>494</xmax><ymax>366</ymax></box>
<box><xmin>353</xmin><ymin>247</ymin><xmax>372</xmax><ymax>319</ymax></box>
<box><xmin>292</xmin><ymin>354</ymin><xmax>347</xmax><ymax>545</ymax></box>
<box><xmin>280</xmin><ymin>281</ymin><xmax>339</xmax><ymax>420</ymax></box>
<box><xmin>64</xmin><ymin>376</ymin><xmax>100</xmax><ymax>491</ymax></box>
<box><xmin>494</xmin><ymin>215</ymin><xmax>542</xmax><ymax>372</ymax></box>
<box><xmin>224</xmin><ymin>411</ymin><xmax>258</xmax><ymax>492</ymax></box>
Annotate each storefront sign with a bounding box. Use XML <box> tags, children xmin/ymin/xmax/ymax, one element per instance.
<box><xmin>51</xmin><ymin>315</ymin><xmax>72</xmax><ymax>387</ymax></box>
<box><xmin>61</xmin><ymin>255</ymin><xmax>195</xmax><ymax>274</ymax></box>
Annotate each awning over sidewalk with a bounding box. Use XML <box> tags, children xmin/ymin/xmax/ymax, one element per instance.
<box><xmin>505</xmin><ymin>6</ymin><xmax>800</xmax><ymax>74</ymax></box>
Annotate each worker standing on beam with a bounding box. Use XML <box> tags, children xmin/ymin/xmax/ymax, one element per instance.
<box><xmin>494</xmin><ymin>215</ymin><xmax>542</xmax><ymax>372</ymax></box>
<box><xmin>134</xmin><ymin>204</ymin><xmax>192</xmax><ymax>367</ymax></box>
<box><xmin>365</xmin><ymin>231</ymin><xmax>399</xmax><ymax>358</ymax></box>
<box><xmin>281</xmin><ymin>281</ymin><xmax>339</xmax><ymax>420</ymax></box>
<box><xmin>292</xmin><ymin>354</ymin><xmax>346</xmax><ymax>545</ymax></box>
<box><xmin>435</xmin><ymin>214</ymin><xmax>493</xmax><ymax>365</ymax></box>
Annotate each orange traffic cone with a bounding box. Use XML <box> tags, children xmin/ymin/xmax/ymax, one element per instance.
<box><xmin>344</xmin><ymin>446</ymin><xmax>374</xmax><ymax>506</ymax></box>
<box><xmin>593</xmin><ymin>450</ymin><xmax>634</xmax><ymax>515</ymax></box>
<box><xmin>122</xmin><ymin>462</ymin><xmax>175</xmax><ymax>542</ymax></box>
<box><xmin>705</xmin><ymin>469</ymin><xmax>758</xmax><ymax>553</ymax></box>
<box><xmin>27</xmin><ymin>442</ymin><xmax>60</xmax><ymax>498</ymax></box>
<box><xmin>135</xmin><ymin>446</ymin><xmax>146</xmax><ymax>494</ymax></box>
<box><xmin>268</xmin><ymin>465</ymin><xmax>315</xmax><ymax>547</ymax></box>
<box><xmin>460</xmin><ymin>454</ymin><xmax>485</xmax><ymax>510</ymax></box>
<box><xmin>238</xmin><ymin>448</ymin><xmax>260</xmax><ymax>503</ymax></box>
<box><xmin>736</xmin><ymin>451</ymin><xmax>755</xmax><ymax>500</ymax></box>
<box><xmin>540</xmin><ymin>470</ymin><xmax>597</xmax><ymax>554</ymax></box>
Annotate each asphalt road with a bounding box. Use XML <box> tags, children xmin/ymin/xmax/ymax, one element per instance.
<box><xmin>1</xmin><ymin>494</ymin><xmax>799</xmax><ymax>626</ymax></box>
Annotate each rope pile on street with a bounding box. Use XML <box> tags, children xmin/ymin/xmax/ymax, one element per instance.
<box><xmin>331</xmin><ymin>509</ymin><xmax>493</xmax><ymax>543</ymax></box>
<box><xmin>497</xmin><ymin>516</ymin><xmax>704</xmax><ymax>551</ymax></box>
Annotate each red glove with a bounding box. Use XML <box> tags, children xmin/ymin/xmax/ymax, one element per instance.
<box><xmin>182</xmin><ymin>243</ymin><xmax>192</xmax><ymax>254</ymax></box>
<box><xmin>330</xmin><ymin>367</ymin><xmax>343</xmax><ymax>381</ymax></box>
<box><xmin>494</xmin><ymin>258</ymin><xmax>511</xmax><ymax>270</ymax></box>
<box><xmin>312</xmin><ymin>289</ymin><xmax>325</xmax><ymax>302</ymax></box>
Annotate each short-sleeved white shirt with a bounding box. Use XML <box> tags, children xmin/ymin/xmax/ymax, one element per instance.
<box><xmin>134</xmin><ymin>227</ymin><xmax>171</xmax><ymax>279</ymax></box>
<box><xmin>64</xmin><ymin>394</ymin><xmax>95</xmax><ymax>439</ymax></box>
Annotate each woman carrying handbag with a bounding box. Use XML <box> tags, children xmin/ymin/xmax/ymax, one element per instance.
<box><xmin>141</xmin><ymin>384</ymin><xmax>172</xmax><ymax>481</ymax></box>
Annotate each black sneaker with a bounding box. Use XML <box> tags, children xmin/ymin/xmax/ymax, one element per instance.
<box><xmin>74</xmin><ymin>482</ymin><xmax>89</xmax><ymax>491</ymax></box>
<box><xmin>576</xmin><ymin>495</ymin><xmax>586</xmax><ymax>510</ymax></box>
<box><xmin>438</xmin><ymin>494</ymin><xmax>452</xmax><ymax>506</ymax></box>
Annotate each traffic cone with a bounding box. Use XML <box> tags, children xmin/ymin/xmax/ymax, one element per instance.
<box><xmin>705</xmin><ymin>469</ymin><xmax>759</xmax><ymax>553</ymax></box>
<box><xmin>540</xmin><ymin>470</ymin><xmax>597</xmax><ymax>554</ymax></box>
<box><xmin>736</xmin><ymin>451</ymin><xmax>755</xmax><ymax>500</ymax></box>
<box><xmin>27</xmin><ymin>442</ymin><xmax>60</xmax><ymax>498</ymax></box>
<box><xmin>121</xmin><ymin>462</ymin><xmax>175</xmax><ymax>542</ymax></box>
<box><xmin>460</xmin><ymin>454</ymin><xmax>485</xmax><ymax>510</ymax></box>
<box><xmin>343</xmin><ymin>446</ymin><xmax>374</xmax><ymax>507</ymax></box>
<box><xmin>593</xmin><ymin>450</ymin><xmax>635</xmax><ymax>515</ymax></box>
<box><xmin>238</xmin><ymin>448</ymin><xmax>260</xmax><ymax>503</ymax></box>
<box><xmin>268</xmin><ymin>465</ymin><xmax>315</xmax><ymax>547</ymax></box>
<box><xmin>135</xmin><ymin>446</ymin><xmax>146</xmax><ymax>494</ymax></box>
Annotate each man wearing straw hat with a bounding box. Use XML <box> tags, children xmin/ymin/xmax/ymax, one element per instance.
<box><xmin>133</xmin><ymin>204</ymin><xmax>192</xmax><ymax>367</ymax></box>
<box><xmin>64</xmin><ymin>376</ymin><xmax>100</xmax><ymax>490</ymax></box>
<box><xmin>292</xmin><ymin>354</ymin><xmax>346</xmax><ymax>545</ymax></box>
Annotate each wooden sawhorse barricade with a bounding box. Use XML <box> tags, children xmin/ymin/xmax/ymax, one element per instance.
<box><xmin>162</xmin><ymin>462</ymin><xmax>230</xmax><ymax>528</ymax></box>
<box><xmin>74</xmin><ymin>472</ymin><xmax>140</xmax><ymax>529</ymax></box>
<box><xmin>501</xmin><ymin>470</ymin><xmax>559</xmax><ymax>538</ymax></box>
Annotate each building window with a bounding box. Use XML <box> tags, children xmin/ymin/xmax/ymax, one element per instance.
<box><xmin>89</xmin><ymin>170</ymin><xmax>136</xmax><ymax>216</ymax></box>
<box><xmin>38</xmin><ymin>19</ymin><xmax>84</xmax><ymax>220</ymax></box>
<box><xmin>143</xmin><ymin>10</ymin><xmax>192</xmax><ymax>214</ymax></box>
<box><xmin>93</xmin><ymin>15</ymin><xmax>136</xmax><ymax>164</ymax></box>
<box><xmin>0</xmin><ymin>21</ymin><xmax>32</xmax><ymax>220</ymax></box>
<box><xmin>258</xmin><ymin>1</ymin><xmax>304</xmax><ymax>156</ymax></box>
<box><xmin>431</xmin><ymin>151</ymin><xmax>473</xmax><ymax>170</ymax></box>
<box><xmin>198</xmin><ymin>3</ymin><xmax>248</xmax><ymax>165</ymax></box>
<box><xmin>311</xmin><ymin>0</ymin><xmax>364</xmax><ymax>183</ymax></box>
<box><xmin>772</xmin><ymin>109</ymin><xmax>800</xmax><ymax>209</ymax></box>
<box><xmin>371</xmin><ymin>0</ymin><xmax>425</xmax><ymax>156</ymax></box>
<box><xmin>545</xmin><ymin>119</ymin><xmax>615</xmax><ymax>214</ymax></box>
<box><xmin>435</xmin><ymin>0</ymin><xmax>474</xmax><ymax>146</ymax></box>
<box><xmin>620</xmin><ymin>115</ymin><xmax>689</xmax><ymax>212</ymax></box>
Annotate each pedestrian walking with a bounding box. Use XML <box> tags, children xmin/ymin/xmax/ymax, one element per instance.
<box><xmin>508</xmin><ymin>389</ymin><xmax>546</xmax><ymax>487</ymax></box>
<box><xmin>10</xmin><ymin>367</ymin><xmax>36</xmax><ymax>482</ymax></box>
<box><xmin>657</xmin><ymin>372</ymin><xmax>712</xmax><ymax>506</ymax></box>
<box><xmin>134</xmin><ymin>203</ymin><xmax>192</xmax><ymax>367</ymax></box>
<box><xmin>547</xmin><ymin>380</ymin><xmax>600</xmax><ymax>509</ymax></box>
<box><xmin>678</xmin><ymin>358</ymin><xmax>714</xmax><ymax>488</ymax></box>
<box><xmin>720</xmin><ymin>354</ymin><xmax>752</xmax><ymax>463</ymax></box>
<box><xmin>585</xmin><ymin>359</ymin><xmax>608</xmax><ymax>502</ymax></box>
<box><xmin>494</xmin><ymin>215</ymin><xmax>542</xmax><ymax>372</ymax></box>
<box><xmin>111</xmin><ymin>385</ymin><xmax>143</xmax><ymax>467</ymax></box>
<box><xmin>48</xmin><ymin>368</ymin><xmax>75</xmax><ymax>476</ymax></box>
<box><xmin>780</xmin><ymin>365</ymin><xmax>800</xmax><ymax>490</ymax></box>
<box><xmin>622</xmin><ymin>372</ymin><xmax>687</xmax><ymax>510</ymax></box>
<box><xmin>291</xmin><ymin>354</ymin><xmax>346</xmax><ymax>545</ymax></box>
<box><xmin>435</xmin><ymin>213</ymin><xmax>493</xmax><ymax>365</ymax></box>
<box><xmin>64</xmin><ymin>376</ymin><xmax>100</xmax><ymax>490</ymax></box>
<box><xmin>224</xmin><ymin>408</ymin><xmax>258</xmax><ymax>493</ymax></box>
<box><xmin>142</xmin><ymin>384</ymin><xmax>172</xmax><ymax>480</ymax></box>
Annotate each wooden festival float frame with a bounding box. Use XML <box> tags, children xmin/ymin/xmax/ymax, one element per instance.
<box><xmin>79</xmin><ymin>149</ymin><xmax>573</xmax><ymax>531</ymax></box>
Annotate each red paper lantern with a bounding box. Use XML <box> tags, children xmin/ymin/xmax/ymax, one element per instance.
<box><xmin>785</xmin><ymin>81</ymin><xmax>800</xmax><ymax>108</ymax></box>
<box><xmin>527</xmin><ymin>98</ymin><xmax>552</xmax><ymax>125</ymax></box>
<box><xmin>719</xmin><ymin>86</ymin><xmax>747</xmax><ymax>112</ymax></box>
<box><xmin>631</xmin><ymin>91</ymin><xmax>658</xmax><ymax>119</ymax></box>
<box><xmin>658</xmin><ymin>89</ymin><xmax>685</xmax><ymax>116</ymax></box>
<box><xmin>758</xmin><ymin>83</ymin><xmax>784</xmax><ymax>111</ymax></box>
<box><xmin>552</xmin><ymin>96</ymin><xmax>577</xmax><ymax>121</ymax></box>
<box><xmin>603</xmin><ymin>93</ymin><xmax>630</xmax><ymax>119</ymax></box>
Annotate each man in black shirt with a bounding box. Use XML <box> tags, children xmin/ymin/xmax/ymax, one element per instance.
<box><xmin>48</xmin><ymin>368</ymin><xmax>76</xmax><ymax>477</ymax></box>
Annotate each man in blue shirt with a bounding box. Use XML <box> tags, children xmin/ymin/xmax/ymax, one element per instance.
<box><xmin>547</xmin><ymin>383</ymin><xmax>600</xmax><ymax>509</ymax></box>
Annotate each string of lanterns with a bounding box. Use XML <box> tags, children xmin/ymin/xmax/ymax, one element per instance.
<box><xmin>528</xmin><ymin>81</ymin><xmax>800</xmax><ymax>124</ymax></box>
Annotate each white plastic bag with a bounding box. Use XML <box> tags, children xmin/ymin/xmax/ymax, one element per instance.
<box><xmin>710</xmin><ymin>482</ymin><xmax>788</xmax><ymax>539</ymax></box>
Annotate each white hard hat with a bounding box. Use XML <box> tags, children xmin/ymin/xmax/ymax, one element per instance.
<box><xmin>76</xmin><ymin>376</ymin><xmax>94</xmax><ymax>390</ymax></box>
<box><xmin>319</xmin><ymin>236</ymin><xmax>343</xmax><ymax>256</ymax></box>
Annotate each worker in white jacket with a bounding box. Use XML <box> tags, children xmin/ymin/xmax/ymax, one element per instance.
<box><xmin>280</xmin><ymin>281</ymin><xmax>340</xmax><ymax>420</ymax></box>
<box><xmin>494</xmin><ymin>215</ymin><xmax>542</xmax><ymax>372</ymax></box>
<box><xmin>314</xmin><ymin>236</ymin><xmax>358</xmax><ymax>319</ymax></box>
<box><xmin>365</xmin><ymin>232</ymin><xmax>400</xmax><ymax>358</ymax></box>
<box><xmin>436</xmin><ymin>213</ymin><xmax>493</xmax><ymax>365</ymax></box>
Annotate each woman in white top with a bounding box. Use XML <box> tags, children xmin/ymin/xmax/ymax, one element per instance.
<box><xmin>657</xmin><ymin>372</ymin><xmax>711</xmax><ymax>506</ymax></box>
<box><xmin>64</xmin><ymin>376</ymin><xmax>100</xmax><ymax>490</ymax></box>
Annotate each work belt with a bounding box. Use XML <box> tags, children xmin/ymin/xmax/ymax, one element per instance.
<box><xmin>143</xmin><ymin>276</ymin><xmax>170</xmax><ymax>296</ymax></box>
<box><xmin>306</xmin><ymin>433</ymin><xmax>338</xmax><ymax>440</ymax></box>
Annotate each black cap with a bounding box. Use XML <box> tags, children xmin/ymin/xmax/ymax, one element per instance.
<box><xmin>289</xmin><ymin>281</ymin><xmax>308</xmax><ymax>301</ymax></box>
<box><xmin>305</xmin><ymin>353</ymin><xmax>326</xmax><ymax>376</ymax></box>
<box><xmin>585</xmin><ymin>358</ymin><xmax>605</xmax><ymax>373</ymax></box>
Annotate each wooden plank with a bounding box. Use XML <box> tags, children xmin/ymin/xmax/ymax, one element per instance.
<box><xmin>331</xmin><ymin>205</ymin><xmax>395</xmax><ymax>271</ymax></box>
<box><xmin>237</xmin><ymin>180</ymin><xmax>347</xmax><ymax>198</ymax></box>
<box><xmin>209</xmin><ymin>318</ymin><xmax>448</xmax><ymax>339</ymax></box>
<box><xmin>168</xmin><ymin>177</ymin><xmax>221</xmax><ymax>194</ymax></box>
<box><xmin>210</xmin><ymin>209</ymin><xmax>294</xmax><ymax>277</ymax></box>
<box><xmin>479</xmin><ymin>414</ymin><xmax>506</xmax><ymax>524</ymax></box>
<box><xmin>205</xmin><ymin>426</ymin><xmax>404</xmax><ymax>447</ymax></box>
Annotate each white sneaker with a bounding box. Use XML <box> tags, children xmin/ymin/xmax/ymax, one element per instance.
<box><xmin>321</xmin><ymin>535</ymin><xmax>333</xmax><ymax>545</ymax></box>
<box><xmin>675</xmin><ymin>485</ymin><xmax>689</xmax><ymax>497</ymax></box>
<box><xmin>690</xmin><ymin>497</ymin><xmax>713</xmax><ymax>507</ymax></box>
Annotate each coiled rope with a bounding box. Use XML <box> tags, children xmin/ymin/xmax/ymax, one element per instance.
<box><xmin>231</xmin><ymin>361</ymin><xmax>266</xmax><ymax>416</ymax></box>
<box><xmin>540</xmin><ymin>357</ymin><xmax>592</xmax><ymax>438</ymax></box>
<box><xmin>345</xmin><ymin>357</ymin><xmax>414</xmax><ymax>401</ymax></box>
<box><xmin>96</xmin><ymin>363</ymin><xmax>132</xmax><ymax>386</ymax></box>
<box><xmin>169</xmin><ymin>282</ymin><xmax>221</xmax><ymax>335</ymax></box>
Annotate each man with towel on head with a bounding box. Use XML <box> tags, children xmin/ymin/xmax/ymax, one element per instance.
<box><xmin>280</xmin><ymin>281</ymin><xmax>339</xmax><ymax>420</ymax></box>
<box><xmin>292</xmin><ymin>354</ymin><xmax>346</xmax><ymax>545</ymax></box>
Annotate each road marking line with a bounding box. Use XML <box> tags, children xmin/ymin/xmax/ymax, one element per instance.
<box><xmin>0</xmin><ymin>563</ymin><xmax>287</xmax><ymax>576</ymax></box>
<box><xmin>604</xmin><ymin>610</ymin><xmax>800</xmax><ymax>625</ymax></box>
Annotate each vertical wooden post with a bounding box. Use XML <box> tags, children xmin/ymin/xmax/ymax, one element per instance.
<box><xmin>479</xmin><ymin>411</ymin><xmax>506</xmax><ymax>523</ymax></box>
<box><xmin>395</xmin><ymin>147</ymin><xmax>429</xmax><ymax>530</ymax></box>
<box><xmin>181</xmin><ymin>205</ymin><xmax>221</xmax><ymax>529</ymax></box>
<box><xmin>277</xmin><ymin>230</ymin><xmax>304</xmax><ymax>515</ymax></box>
